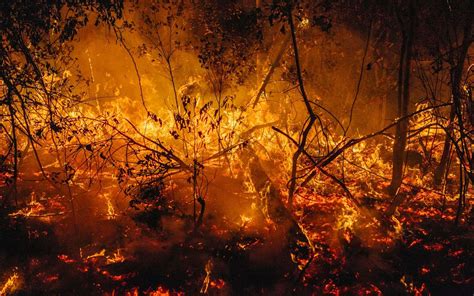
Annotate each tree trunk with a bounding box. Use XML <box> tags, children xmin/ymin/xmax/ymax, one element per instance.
<box><xmin>7</xmin><ymin>90</ymin><xmax>19</xmax><ymax>207</ymax></box>
<box><xmin>434</xmin><ymin>7</ymin><xmax>473</xmax><ymax>186</ymax></box>
<box><xmin>433</xmin><ymin>107</ymin><xmax>454</xmax><ymax>186</ymax></box>
<box><xmin>388</xmin><ymin>0</ymin><xmax>415</xmax><ymax>197</ymax></box>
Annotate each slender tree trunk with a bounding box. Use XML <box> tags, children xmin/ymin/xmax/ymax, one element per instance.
<box><xmin>7</xmin><ymin>91</ymin><xmax>19</xmax><ymax>207</ymax></box>
<box><xmin>433</xmin><ymin>107</ymin><xmax>454</xmax><ymax>185</ymax></box>
<box><xmin>286</xmin><ymin>5</ymin><xmax>317</xmax><ymax>207</ymax></box>
<box><xmin>434</xmin><ymin>9</ymin><xmax>473</xmax><ymax>186</ymax></box>
<box><xmin>388</xmin><ymin>0</ymin><xmax>415</xmax><ymax>197</ymax></box>
<box><xmin>253</xmin><ymin>33</ymin><xmax>291</xmax><ymax>108</ymax></box>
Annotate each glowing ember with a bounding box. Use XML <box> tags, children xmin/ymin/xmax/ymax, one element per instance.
<box><xmin>210</xmin><ymin>279</ymin><xmax>225</xmax><ymax>289</ymax></box>
<box><xmin>58</xmin><ymin>254</ymin><xmax>76</xmax><ymax>264</ymax></box>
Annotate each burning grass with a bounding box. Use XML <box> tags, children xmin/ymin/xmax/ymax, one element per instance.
<box><xmin>0</xmin><ymin>92</ymin><xmax>472</xmax><ymax>294</ymax></box>
<box><xmin>0</xmin><ymin>136</ymin><xmax>472</xmax><ymax>294</ymax></box>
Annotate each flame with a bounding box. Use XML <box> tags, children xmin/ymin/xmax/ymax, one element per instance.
<box><xmin>336</xmin><ymin>201</ymin><xmax>360</xmax><ymax>234</ymax></box>
<box><xmin>79</xmin><ymin>248</ymin><xmax>126</xmax><ymax>265</ymax></box>
<box><xmin>103</xmin><ymin>193</ymin><xmax>117</xmax><ymax>219</ymax></box>
<box><xmin>148</xmin><ymin>287</ymin><xmax>171</xmax><ymax>296</ymax></box>
<box><xmin>0</xmin><ymin>272</ymin><xmax>20</xmax><ymax>295</ymax></box>
<box><xmin>200</xmin><ymin>259</ymin><xmax>213</xmax><ymax>294</ymax></box>
<box><xmin>106</xmin><ymin>249</ymin><xmax>125</xmax><ymax>265</ymax></box>
<box><xmin>400</xmin><ymin>275</ymin><xmax>428</xmax><ymax>295</ymax></box>
<box><xmin>126</xmin><ymin>288</ymin><xmax>139</xmax><ymax>296</ymax></box>
<box><xmin>239</xmin><ymin>214</ymin><xmax>252</xmax><ymax>227</ymax></box>
<box><xmin>8</xmin><ymin>193</ymin><xmax>66</xmax><ymax>219</ymax></box>
<box><xmin>8</xmin><ymin>200</ymin><xmax>43</xmax><ymax>218</ymax></box>
<box><xmin>299</xmin><ymin>17</ymin><xmax>310</xmax><ymax>28</ymax></box>
<box><xmin>9</xmin><ymin>193</ymin><xmax>43</xmax><ymax>218</ymax></box>
<box><xmin>86</xmin><ymin>249</ymin><xmax>106</xmax><ymax>260</ymax></box>
<box><xmin>389</xmin><ymin>215</ymin><xmax>403</xmax><ymax>238</ymax></box>
<box><xmin>0</xmin><ymin>6</ymin><xmax>467</xmax><ymax>294</ymax></box>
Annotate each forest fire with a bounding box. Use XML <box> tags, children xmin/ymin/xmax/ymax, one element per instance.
<box><xmin>1</xmin><ymin>0</ymin><xmax>473</xmax><ymax>295</ymax></box>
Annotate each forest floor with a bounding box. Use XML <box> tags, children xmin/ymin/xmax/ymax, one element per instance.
<box><xmin>0</xmin><ymin>147</ymin><xmax>473</xmax><ymax>295</ymax></box>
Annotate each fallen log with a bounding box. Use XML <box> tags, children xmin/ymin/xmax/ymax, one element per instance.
<box><xmin>240</xmin><ymin>143</ymin><xmax>315</xmax><ymax>273</ymax></box>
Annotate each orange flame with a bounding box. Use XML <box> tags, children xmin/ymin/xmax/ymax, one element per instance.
<box><xmin>0</xmin><ymin>272</ymin><xmax>20</xmax><ymax>295</ymax></box>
